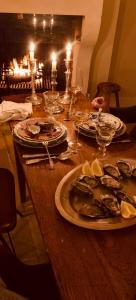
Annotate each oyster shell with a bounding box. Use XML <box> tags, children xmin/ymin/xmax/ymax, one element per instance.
<box><xmin>27</xmin><ymin>124</ymin><xmax>40</xmax><ymax>135</ymax></box>
<box><xmin>100</xmin><ymin>194</ymin><xmax>120</xmax><ymax>216</ymax></box>
<box><xmin>114</xmin><ymin>190</ymin><xmax>136</xmax><ymax>208</ymax></box>
<box><xmin>72</xmin><ymin>180</ymin><xmax>93</xmax><ymax>196</ymax></box>
<box><xmin>78</xmin><ymin>203</ymin><xmax>106</xmax><ymax>218</ymax></box>
<box><xmin>103</xmin><ymin>164</ymin><xmax>120</xmax><ymax>178</ymax></box>
<box><xmin>116</xmin><ymin>160</ymin><xmax>132</xmax><ymax>177</ymax></box>
<box><xmin>36</xmin><ymin>121</ymin><xmax>54</xmax><ymax>132</ymax></box>
<box><xmin>100</xmin><ymin>175</ymin><xmax>121</xmax><ymax>189</ymax></box>
<box><xmin>78</xmin><ymin>175</ymin><xmax>98</xmax><ymax>188</ymax></box>
<box><xmin>132</xmin><ymin>167</ymin><xmax>136</xmax><ymax>177</ymax></box>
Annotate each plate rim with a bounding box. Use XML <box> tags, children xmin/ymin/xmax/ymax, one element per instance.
<box><xmin>13</xmin><ymin>117</ymin><xmax>67</xmax><ymax>144</ymax></box>
<box><xmin>55</xmin><ymin>162</ymin><xmax>136</xmax><ymax>230</ymax></box>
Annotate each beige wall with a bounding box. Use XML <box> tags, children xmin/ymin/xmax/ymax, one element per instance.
<box><xmin>109</xmin><ymin>0</ymin><xmax>136</xmax><ymax>105</ymax></box>
<box><xmin>89</xmin><ymin>0</ymin><xmax>136</xmax><ymax>106</ymax></box>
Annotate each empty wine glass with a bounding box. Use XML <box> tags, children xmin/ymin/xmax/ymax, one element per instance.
<box><xmin>96</xmin><ymin>121</ymin><xmax>116</xmax><ymax>157</ymax></box>
<box><xmin>68</xmin><ymin>111</ymin><xmax>88</xmax><ymax>152</ymax></box>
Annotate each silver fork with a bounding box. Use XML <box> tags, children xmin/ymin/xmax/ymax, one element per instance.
<box><xmin>42</xmin><ymin>141</ymin><xmax>54</xmax><ymax>170</ymax></box>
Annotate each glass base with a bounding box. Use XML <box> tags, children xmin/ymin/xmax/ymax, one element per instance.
<box><xmin>25</xmin><ymin>94</ymin><xmax>42</xmax><ymax>105</ymax></box>
<box><xmin>60</xmin><ymin>92</ymin><xmax>72</xmax><ymax>104</ymax></box>
<box><xmin>68</xmin><ymin>140</ymin><xmax>82</xmax><ymax>153</ymax></box>
<box><xmin>52</xmin><ymin>105</ymin><xmax>64</xmax><ymax>114</ymax></box>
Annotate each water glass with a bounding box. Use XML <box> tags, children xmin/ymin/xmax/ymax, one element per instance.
<box><xmin>43</xmin><ymin>91</ymin><xmax>63</xmax><ymax>114</ymax></box>
<box><xmin>96</xmin><ymin>121</ymin><xmax>116</xmax><ymax>157</ymax></box>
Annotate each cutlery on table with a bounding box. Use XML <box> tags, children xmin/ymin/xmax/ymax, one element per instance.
<box><xmin>42</xmin><ymin>141</ymin><xmax>54</xmax><ymax>170</ymax></box>
<box><xmin>24</xmin><ymin>151</ymin><xmax>72</xmax><ymax>165</ymax></box>
<box><xmin>112</xmin><ymin>139</ymin><xmax>133</xmax><ymax>144</ymax></box>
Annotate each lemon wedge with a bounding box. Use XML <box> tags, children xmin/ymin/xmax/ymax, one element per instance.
<box><xmin>82</xmin><ymin>160</ymin><xmax>93</xmax><ymax>176</ymax></box>
<box><xmin>90</xmin><ymin>158</ymin><xmax>104</xmax><ymax>177</ymax></box>
<box><xmin>82</xmin><ymin>159</ymin><xmax>103</xmax><ymax>177</ymax></box>
<box><xmin>121</xmin><ymin>201</ymin><xmax>136</xmax><ymax>219</ymax></box>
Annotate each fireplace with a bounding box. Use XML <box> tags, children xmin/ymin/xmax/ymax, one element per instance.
<box><xmin>0</xmin><ymin>13</ymin><xmax>83</xmax><ymax>95</ymax></box>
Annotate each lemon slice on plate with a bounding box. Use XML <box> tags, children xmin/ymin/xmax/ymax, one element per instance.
<box><xmin>82</xmin><ymin>158</ymin><xmax>103</xmax><ymax>177</ymax></box>
<box><xmin>121</xmin><ymin>201</ymin><xmax>136</xmax><ymax>219</ymax></box>
<box><xmin>82</xmin><ymin>160</ymin><xmax>93</xmax><ymax>176</ymax></box>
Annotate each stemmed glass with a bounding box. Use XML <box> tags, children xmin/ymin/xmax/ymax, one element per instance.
<box><xmin>68</xmin><ymin>111</ymin><xmax>88</xmax><ymax>152</ymax></box>
<box><xmin>96</xmin><ymin>121</ymin><xmax>116</xmax><ymax>157</ymax></box>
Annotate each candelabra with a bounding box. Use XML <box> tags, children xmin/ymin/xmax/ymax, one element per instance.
<box><xmin>51</xmin><ymin>69</ymin><xmax>57</xmax><ymax>91</ymax></box>
<box><xmin>60</xmin><ymin>59</ymin><xmax>72</xmax><ymax>104</ymax></box>
<box><xmin>25</xmin><ymin>59</ymin><xmax>42</xmax><ymax>105</ymax></box>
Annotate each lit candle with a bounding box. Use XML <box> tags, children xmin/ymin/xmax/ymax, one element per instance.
<box><xmin>51</xmin><ymin>52</ymin><xmax>57</xmax><ymax>72</ymax></box>
<box><xmin>29</xmin><ymin>42</ymin><xmax>35</xmax><ymax>61</ymax></box>
<box><xmin>66</xmin><ymin>42</ymin><xmax>72</xmax><ymax>61</ymax></box>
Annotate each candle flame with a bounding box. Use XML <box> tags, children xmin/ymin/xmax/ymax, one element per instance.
<box><xmin>29</xmin><ymin>42</ymin><xmax>35</xmax><ymax>52</ymax></box>
<box><xmin>51</xmin><ymin>52</ymin><xmax>57</xmax><ymax>61</ymax></box>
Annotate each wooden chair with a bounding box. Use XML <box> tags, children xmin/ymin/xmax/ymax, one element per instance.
<box><xmin>95</xmin><ymin>82</ymin><xmax>121</xmax><ymax>107</ymax></box>
<box><xmin>0</xmin><ymin>168</ymin><xmax>17</xmax><ymax>255</ymax></box>
<box><xmin>110</xmin><ymin>105</ymin><xmax>136</xmax><ymax>123</ymax></box>
<box><xmin>0</xmin><ymin>244</ymin><xmax>60</xmax><ymax>300</ymax></box>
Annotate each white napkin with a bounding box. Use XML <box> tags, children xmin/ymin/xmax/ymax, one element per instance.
<box><xmin>0</xmin><ymin>100</ymin><xmax>32</xmax><ymax>122</ymax></box>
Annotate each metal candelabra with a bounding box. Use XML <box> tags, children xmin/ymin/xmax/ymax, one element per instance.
<box><xmin>25</xmin><ymin>59</ymin><xmax>42</xmax><ymax>105</ymax></box>
<box><xmin>60</xmin><ymin>59</ymin><xmax>72</xmax><ymax>104</ymax></box>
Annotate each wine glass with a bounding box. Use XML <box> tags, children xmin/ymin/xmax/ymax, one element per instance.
<box><xmin>68</xmin><ymin>111</ymin><xmax>88</xmax><ymax>152</ymax></box>
<box><xmin>96</xmin><ymin>121</ymin><xmax>116</xmax><ymax>157</ymax></box>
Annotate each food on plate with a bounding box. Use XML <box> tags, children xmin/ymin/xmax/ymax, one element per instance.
<box><xmin>121</xmin><ymin>201</ymin><xmax>136</xmax><ymax>219</ymax></box>
<box><xmin>69</xmin><ymin>159</ymin><xmax>136</xmax><ymax>220</ymax></box>
<box><xmin>82</xmin><ymin>160</ymin><xmax>94</xmax><ymax>176</ymax></box>
<box><xmin>27</xmin><ymin>124</ymin><xmax>40</xmax><ymax>135</ymax></box>
<box><xmin>103</xmin><ymin>164</ymin><xmax>120</xmax><ymax>178</ymax></box>
<box><xmin>35</xmin><ymin>121</ymin><xmax>54</xmax><ymax>132</ymax></box>
<box><xmin>132</xmin><ymin>167</ymin><xmax>136</xmax><ymax>177</ymax></box>
<box><xmin>100</xmin><ymin>175</ymin><xmax>121</xmax><ymax>189</ymax></box>
<box><xmin>82</xmin><ymin>158</ymin><xmax>104</xmax><ymax>177</ymax></box>
<box><xmin>77</xmin><ymin>175</ymin><xmax>99</xmax><ymax>188</ymax></box>
<box><xmin>116</xmin><ymin>160</ymin><xmax>132</xmax><ymax>177</ymax></box>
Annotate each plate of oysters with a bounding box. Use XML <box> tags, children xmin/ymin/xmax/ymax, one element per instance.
<box><xmin>55</xmin><ymin>158</ymin><xmax>136</xmax><ymax>230</ymax></box>
<box><xmin>13</xmin><ymin>117</ymin><xmax>67</xmax><ymax>147</ymax></box>
<box><xmin>77</xmin><ymin>112</ymin><xmax>126</xmax><ymax>139</ymax></box>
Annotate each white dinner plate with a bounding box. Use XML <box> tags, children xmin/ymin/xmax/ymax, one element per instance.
<box><xmin>13</xmin><ymin>117</ymin><xmax>67</xmax><ymax>146</ymax></box>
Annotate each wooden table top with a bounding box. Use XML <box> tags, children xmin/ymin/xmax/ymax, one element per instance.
<box><xmin>5</xmin><ymin>93</ymin><xmax>136</xmax><ymax>300</ymax></box>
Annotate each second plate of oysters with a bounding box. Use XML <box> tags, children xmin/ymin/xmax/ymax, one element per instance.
<box><xmin>55</xmin><ymin>159</ymin><xmax>136</xmax><ymax>230</ymax></box>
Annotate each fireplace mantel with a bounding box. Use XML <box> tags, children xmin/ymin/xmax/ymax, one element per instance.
<box><xmin>0</xmin><ymin>0</ymin><xmax>104</xmax><ymax>93</ymax></box>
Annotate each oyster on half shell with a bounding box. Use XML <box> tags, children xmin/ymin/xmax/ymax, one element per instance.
<box><xmin>78</xmin><ymin>202</ymin><xmax>106</xmax><ymax>218</ymax></box>
<box><xmin>100</xmin><ymin>175</ymin><xmax>121</xmax><ymax>189</ymax></box>
<box><xmin>71</xmin><ymin>180</ymin><xmax>93</xmax><ymax>196</ymax></box>
<box><xmin>77</xmin><ymin>175</ymin><xmax>99</xmax><ymax>188</ymax></box>
<box><xmin>100</xmin><ymin>194</ymin><xmax>120</xmax><ymax>216</ymax></box>
<box><xmin>103</xmin><ymin>164</ymin><xmax>120</xmax><ymax>178</ymax></box>
<box><xmin>116</xmin><ymin>160</ymin><xmax>132</xmax><ymax>177</ymax></box>
<box><xmin>27</xmin><ymin>124</ymin><xmax>40</xmax><ymax>135</ymax></box>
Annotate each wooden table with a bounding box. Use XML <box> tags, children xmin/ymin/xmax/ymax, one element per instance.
<box><xmin>5</xmin><ymin>94</ymin><xmax>136</xmax><ymax>300</ymax></box>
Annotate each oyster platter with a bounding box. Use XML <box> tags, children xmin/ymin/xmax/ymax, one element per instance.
<box><xmin>13</xmin><ymin>117</ymin><xmax>67</xmax><ymax>148</ymax></box>
<box><xmin>55</xmin><ymin>158</ymin><xmax>136</xmax><ymax>230</ymax></box>
<box><xmin>76</xmin><ymin>112</ymin><xmax>126</xmax><ymax>139</ymax></box>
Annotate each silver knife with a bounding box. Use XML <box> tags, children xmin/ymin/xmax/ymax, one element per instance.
<box><xmin>112</xmin><ymin>139</ymin><xmax>132</xmax><ymax>144</ymax></box>
<box><xmin>22</xmin><ymin>153</ymin><xmax>53</xmax><ymax>159</ymax></box>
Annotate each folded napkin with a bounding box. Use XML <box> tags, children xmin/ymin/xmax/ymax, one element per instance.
<box><xmin>0</xmin><ymin>101</ymin><xmax>32</xmax><ymax>122</ymax></box>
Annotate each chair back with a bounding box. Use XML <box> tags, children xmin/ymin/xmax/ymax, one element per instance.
<box><xmin>0</xmin><ymin>168</ymin><xmax>16</xmax><ymax>234</ymax></box>
<box><xmin>110</xmin><ymin>106</ymin><xmax>136</xmax><ymax>123</ymax></box>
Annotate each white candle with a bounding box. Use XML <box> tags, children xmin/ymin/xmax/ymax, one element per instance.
<box><xmin>29</xmin><ymin>42</ymin><xmax>35</xmax><ymax>61</ymax></box>
<box><xmin>51</xmin><ymin>52</ymin><xmax>57</xmax><ymax>71</ymax></box>
<box><xmin>66</xmin><ymin>42</ymin><xmax>72</xmax><ymax>61</ymax></box>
